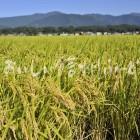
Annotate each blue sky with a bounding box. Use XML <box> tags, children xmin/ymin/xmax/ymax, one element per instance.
<box><xmin>0</xmin><ymin>0</ymin><xmax>140</xmax><ymax>17</ymax></box>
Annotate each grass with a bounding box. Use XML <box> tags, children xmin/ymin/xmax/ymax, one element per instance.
<box><xmin>0</xmin><ymin>35</ymin><xmax>140</xmax><ymax>140</ymax></box>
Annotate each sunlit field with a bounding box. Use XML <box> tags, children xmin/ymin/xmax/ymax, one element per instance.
<box><xmin>0</xmin><ymin>35</ymin><xmax>140</xmax><ymax>140</ymax></box>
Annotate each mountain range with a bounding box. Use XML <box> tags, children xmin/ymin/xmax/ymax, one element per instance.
<box><xmin>0</xmin><ymin>11</ymin><xmax>140</xmax><ymax>28</ymax></box>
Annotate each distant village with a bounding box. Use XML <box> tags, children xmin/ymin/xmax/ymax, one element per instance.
<box><xmin>1</xmin><ymin>31</ymin><xmax>140</xmax><ymax>36</ymax></box>
<box><xmin>38</xmin><ymin>31</ymin><xmax>140</xmax><ymax>36</ymax></box>
<box><xmin>0</xmin><ymin>25</ymin><xmax>140</xmax><ymax>36</ymax></box>
<box><xmin>5</xmin><ymin>31</ymin><xmax>139</xmax><ymax>37</ymax></box>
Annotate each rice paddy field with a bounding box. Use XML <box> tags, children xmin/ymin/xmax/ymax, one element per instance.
<box><xmin>0</xmin><ymin>35</ymin><xmax>140</xmax><ymax>140</ymax></box>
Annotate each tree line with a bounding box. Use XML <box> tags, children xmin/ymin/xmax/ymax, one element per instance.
<box><xmin>0</xmin><ymin>25</ymin><xmax>140</xmax><ymax>35</ymax></box>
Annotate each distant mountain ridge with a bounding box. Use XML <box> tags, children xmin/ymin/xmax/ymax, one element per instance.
<box><xmin>0</xmin><ymin>11</ymin><xmax>140</xmax><ymax>28</ymax></box>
